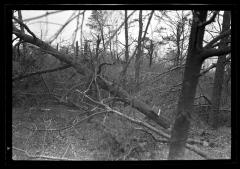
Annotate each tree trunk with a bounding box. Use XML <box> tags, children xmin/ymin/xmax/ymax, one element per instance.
<box><xmin>75</xmin><ymin>41</ymin><xmax>79</xmax><ymax>57</ymax></box>
<box><xmin>17</xmin><ymin>10</ymin><xmax>27</xmax><ymax>65</ymax></box>
<box><xmin>149</xmin><ymin>40</ymin><xmax>154</xmax><ymax>68</ymax></box>
<box><xmin>168</xmin><ymin>10</ymin><xmax>207</xmax><ymax>160</ymax></box>
<box><xmin>168</xmin><ymin>55</ymin><xmax>202</xmax><ymax>159</ymax></box>
<box><xmin>120</xmin><ymin>10</ymin><xmax>129</xmax><ymax>89</ymax></box>
<box><xmin>135</xmin><ymin>10</ymin><xmax>143</xmax><ymax>91</ymax></box>
<box><xmin>209</xmin><ymin>11</ymin><xmax>231</xmax><ymax>129</ymax></box>
<box><xmin>175</xmin><ymin>23</ymin><xmax>181</xmax><ymax>66</ymax></box>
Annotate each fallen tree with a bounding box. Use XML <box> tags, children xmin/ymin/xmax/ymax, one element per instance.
<box><xmin>12</xmin><ymin>25</ymin><xmax>170</xmax><ymax>129</ymax></box>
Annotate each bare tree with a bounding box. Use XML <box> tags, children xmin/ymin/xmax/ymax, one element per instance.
<box><xmin>209</xmin><ymin>11</ymin><xmax>231</xmax><ymax>129</ymax></box>
<box><xmin>161</xmin><ymin>11</ymin><xmax>190</xmax><ymax>66</ymax></box>
<box><xmin>120</xmin><ymin>10</ymin><xmax>129</xmax><ymax>88</ymax></box>
<box><xmin>134</xmin><ymin>10</ymin><xmax>143</xmax><ymax>91</ymax></box>
<box><xmin>168</xmin><ymin>10</ymin><xmax>231</xmax><ymax>160</ymax></box>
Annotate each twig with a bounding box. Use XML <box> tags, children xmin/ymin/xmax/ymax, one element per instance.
<box><xmin>204</xmin><ymin>29</ymin><xmax>231</xmax><ymax>49</ymax></box>
<box><xmin>12</xmin><ymin>146</ymin><xmax>74</xmax><ymax>160</ymax></box>
<box><xmin>12</xmin><ymin>64</ymin><xmax>72</xmax><ymax>81</ymax></box>
<box><xmin>23</xmin><ymin>10</ymin><xmax>64</xmax><ymax>22</ymax></box>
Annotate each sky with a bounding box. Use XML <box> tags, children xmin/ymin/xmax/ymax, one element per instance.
<box><xmin>14</xmin><ymin>10</ymin><xmax>188</xmax><ymax>59</ymax></box>
<box><xmin>14</xmin><ymin>10</ymin><xmax>224</xmax><ymax>67</ymax></box>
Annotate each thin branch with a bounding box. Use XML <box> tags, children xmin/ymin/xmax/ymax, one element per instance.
<box><xmin>142</xmin><ymin>10</ymin><xmax>154</xmax><ymax>41</ymax></box>
<box><xmin>198</xmin><ymin>56</ymin><xmax>231</xmax><ymax>76</ymax></box>
<box><xmin>217</xmin><ymin>12</ymin><xmax>222</xmax><ymax>32</ymax></box>
<box><xmin>205</xmin><ymin>29</ymin><xmax>216</xmax><ymax>41</ymax></box>
<box><xmin>101</xmin><ymin>103</ymin><xmax>211</xmax><ymax>159</ymax></box>
<box><xmin>105</xmin><ymin>10</ymin><xmax>136</xmax><ymax>47</ymax></box>
<box><xmin>72</xmin><ymin>11</ymin><xmax>81</xmax><ymax>45</ymax></box>
<box><xmin>97</xmin><ymin>62</ymin><xmax>115</xmax><ymax>75</ymax></box>
<box><xmin>123</xmin><ymin>11</ymin><xmax>154</xmax><ymax>71</ymax></box>
<box><xmin>12</xmin><ymin>146</ymin><xmax>74</xmax><ymax>161</ymax></box>
<box><xmin>29</xmin><ymin>21</ymin><xmax>63</xmax><ymax>26</ymax></box>
<box><xmin>13</xmin><ymin>25</ymin><xmax>90</xmax><ymax>76</ymax></box>
<box><xmin>151</xmin><ymin>65</ymin><xmax>184</xmax><ymax>84</ymax></box>
<box><xmin>204</xmin><ymin>29</ymin><xmax>231</xmax><ymax>49</ymax></box>
<box><xmin>23</xmin><ymin>10</ymin><xmax>64</xmax><ymax>22</ymax></box>
<box><xmin>12</xmin><ymin>64</ymin><xmax>72</xmax><ymax>81</ymax></box>
<box><xmin>49</xmin><ymin>11</ymin><xmax>85</xmax><ymax>44</ymax></box>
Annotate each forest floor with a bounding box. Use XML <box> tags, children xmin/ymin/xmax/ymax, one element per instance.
<box><xmin>12</xmin><ymin>103</ymin><xmax>231</xmax><ymax>161</ymax></box>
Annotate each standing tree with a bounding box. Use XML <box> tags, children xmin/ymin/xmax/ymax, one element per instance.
<box><xmin>168</xmin><ymin>10</ymin><xmax>231</xmax><ymax>160</ymax></box>
<box><xmin>161</xmin><ymin>11</ymin><xmax>190</xmax><ymax>67</ymax></box>
<box><xmin>135</xmin><ymin>10</ymin><xmax>143</xmax><ymax>91</ymax></box>
<box><xmin>209</xmin><ymin>11</ymin><xmax>231</xmax><ymax>129</ymax></box>
<box><xmin>87</xmin><ymin>10</ymin><xmax>108</xmax><ymax>53</ymax></box>
<box><xmin>120</xmin><ymin>10</ymin><xmax>130</xmax><ymax>88</ymax></box>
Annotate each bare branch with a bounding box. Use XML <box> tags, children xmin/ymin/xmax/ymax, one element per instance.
<box><xmin>13</xmin><ymin>16</ymin><xmax>37</xmax><ymax>39</ymax></box>
<box><xmin>13</xmin><ymin>64</ymin><xmax>72</xmax><ymax>81</ymax></box>
<box><xmin>13</xmin><ymin>25</ymin><xmax>90</xmax><ymax>76</ymax></box>
<box><xmin>105</xmin><ymin>10</ymin><xmax>136</xmax><ymax>47</ymax></box>
<box><xmin>122</xmin><ymin>11</ymin><xmax>155</xmax><ymax>72</ymax></box>
<box><xmin>23</xmin><ymin>10</ymin><xmax>64</xmax><ymax>22</ymax></box>
<box><xmin>198</xmin><ymin>56</ymin><xmax>231</xmax><ymax>76</ymax></box>
<box><xmin>97</xmin><ymin>62</ymin><xmax>115</xmax><ymax>75</ymax></box>
<box><xmin>199</xmin><ymin>46</ymin><xmax>231</xmax><ymax>60</ymax></box>
<box><xmin>72</xmin><ymin>11</ymin><xmax>81</xmax><ymax>45</ymax></box>
<box><xmin>103</xmin><ymin>103</ymin><xmax>211</xmax><ymax>159</ymax></box>
<box><xmin>142</xmin><ymin>10</ymin><xmax>154</xmax><ymax>41</ymax></box>
<box><xmin>49</xmin><ymin>11</ymin><xmax>85</xmax><ymax>44</ymax></box>
<box><xmin>29</xmin><ymin>21</ymin><xmax>63</xmax><ymax>26</ymax></box>
<box><xmin>96</xmin><ymin>76</ymin><xmax>170</xmax><ymax>129</ymax></box>
<box><xmin>151</xmin><ymin>65</ymin><xmax>184</xmax><ymax>84</ymax></box>
<box><xmin>198</xmin><ymin>11</ymin><xmax>219</xmax><ymax>27</ymax></box>
<box><xmin>204</xmin><ymin>29</ymin><xmax>231</xmax><ymax>49</ymax></box>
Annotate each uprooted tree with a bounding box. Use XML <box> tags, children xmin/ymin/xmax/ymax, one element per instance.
<box><xmin>12</xmin><ymin>17</ymin><xmax>171</xmax><ymax>130</ymax></box>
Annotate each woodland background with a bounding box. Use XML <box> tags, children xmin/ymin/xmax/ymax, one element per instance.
<box><xmin>11</xmin><ymin>9</ymin><xmax>231</xmax><ymax>160</ymax></box>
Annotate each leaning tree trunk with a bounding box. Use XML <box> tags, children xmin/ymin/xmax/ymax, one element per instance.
<box><xmin>168</xmin><ymin>11</ymin><xmax>207</xmax><ymax>160</ymax></box>
<box><xmin>209</xmin><ymin>11</ymin><xmax>231</xmax><ymax>129</ymax></box>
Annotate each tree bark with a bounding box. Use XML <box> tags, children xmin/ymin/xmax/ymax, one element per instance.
<box><xmin>135</xmin><ymin>10</ymin><xmax>143</xmax><ymax>91</ymax></box>
<box><xmin>168</xmin><ymin>10</ymin><xmax>208</xmax><ymax>160</ymax></box>
<box><xmin>175</xmin><ymin>22</ymin><xmax>181</xmax><ymax>66</ymax></box>
<box><xmin>168</xmin><ymin>10</ymin><xmax>231</xmax><ymax>160</ymax></box>
<box><xmin>209</xmin><ymin>11</ymin><xmax>231</xmax><ymax>128</ymax></box>
<box><xmin>149</xmin><ymin>40</ymin><xmax>154</xmax><ymax>68</ymax></box>
<box><xmin>120</xmin><ymin>10</ymin><xmax>129</xmax><ymax>89</ymax></box>
<box><xmin>17</xmin><ymin>10</ymin><xmax>27</xmax><ymax>65</ymax></box>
